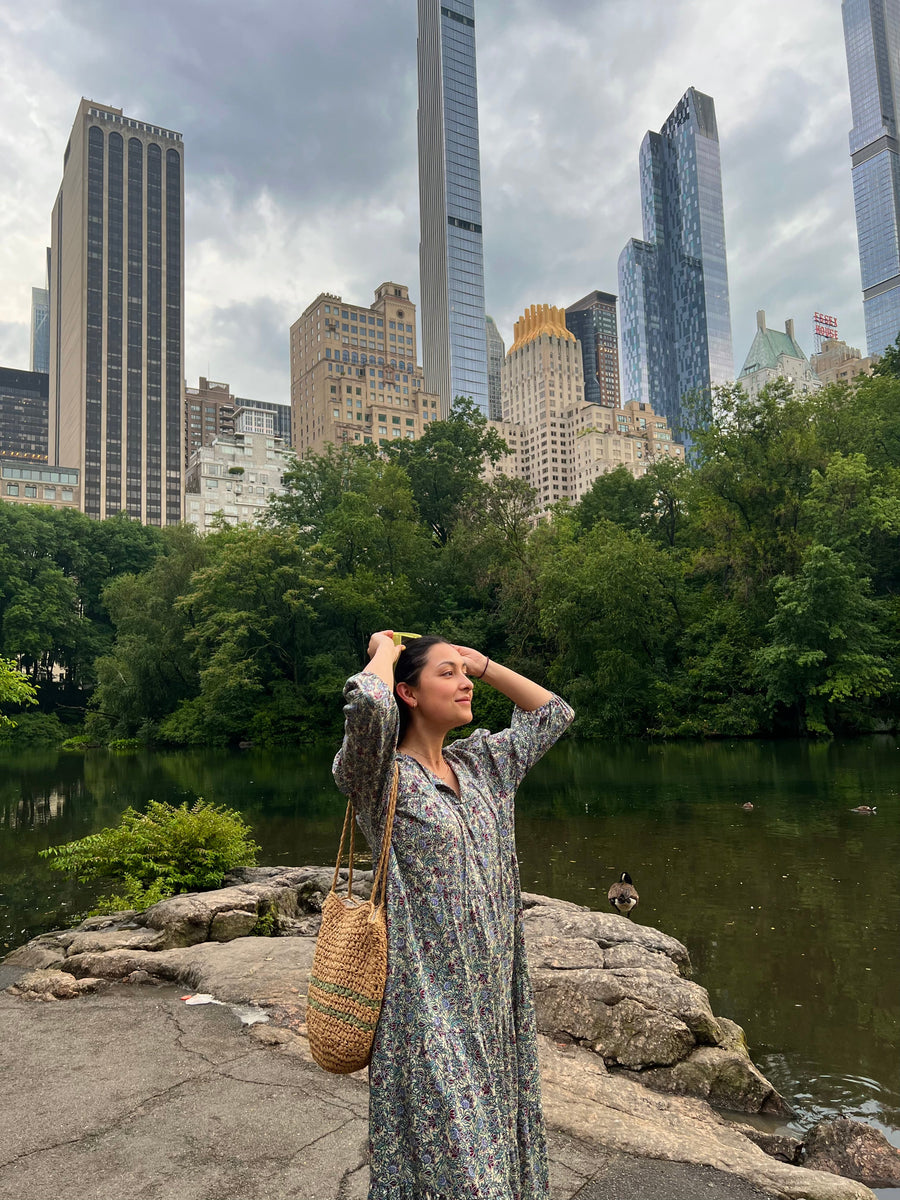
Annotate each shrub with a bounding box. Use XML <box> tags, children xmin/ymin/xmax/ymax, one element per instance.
<box><xmin>0</xmin><ymin>711</ymin><xmax>67</xmax><ymax>747</ymax></box>
<box><xmin>107</xmin><ymin>737</ymin><xmax>141</xmax><ymax>752</ymax></box>
<box><xmin>61</xmin><ymin>735</ymin><xmax>101</xmax><ymax>751</ymax></box>
<box><xmin>40</xmin><ymin>798</ymin><xmax>261</xmax><ymax>915</ymax></box>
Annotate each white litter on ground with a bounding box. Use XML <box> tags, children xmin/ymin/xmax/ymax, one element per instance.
<box><xmin>181</xmin><ymin>993</ymin><xmax>269</xmax><ymax>1025</ymax></box>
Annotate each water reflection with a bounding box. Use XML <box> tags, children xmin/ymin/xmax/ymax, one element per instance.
<box><xmin>0</xmin><ymin>738</ymin><xmax>897</xmax><ymax>1142</ymax></box>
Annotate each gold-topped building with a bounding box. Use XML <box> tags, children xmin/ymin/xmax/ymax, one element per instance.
<box><xmin>494</xmin><ymin>302</ymin><xmax>683</xmax><ymax>515</ymax></box>
<box><xmin>509</xmin><ymin>304</ymin><xmax>576</xmax><ymax>353</ymax></box>
<box><xmin>500</xmin><ymin>303</ymin><xmax>584</xmax><ymax>509</ymax></box>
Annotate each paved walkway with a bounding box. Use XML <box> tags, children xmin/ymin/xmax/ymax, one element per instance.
<box><xmin>0</xmin><ymin>965</ymin><xmax>779</xmax><ymax>1200</ymax></box>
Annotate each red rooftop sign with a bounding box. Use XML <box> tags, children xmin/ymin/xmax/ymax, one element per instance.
<box><xmin>814</xmin><ymin>312</ymin><xmax>838</xmax><ymax>340</ymax></box>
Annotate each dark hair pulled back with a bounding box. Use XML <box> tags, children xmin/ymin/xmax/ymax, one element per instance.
<box><xmin>393</xmin><ymin>635</ymin><xmax>451</xmax><ymax>742</ymax></box>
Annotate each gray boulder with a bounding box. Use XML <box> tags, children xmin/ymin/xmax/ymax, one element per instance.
<box><xmin>803</xmin><ymin>1118</ymin><xmax>900</xmax><ymax>1189</ymax></box>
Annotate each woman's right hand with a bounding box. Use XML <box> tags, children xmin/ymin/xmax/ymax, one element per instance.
<box><xmin>367</xmin><ymin>630</ymin><xmax>404</xmax><ymax>663</ymax></box>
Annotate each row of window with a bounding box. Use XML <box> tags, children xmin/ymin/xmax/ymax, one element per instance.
<box><xmin>1</xmin><ymin>466</ymin><xmax>79</xmax><ymax>484</ymax></box>
<box><xmin>5</xmin><ymin>483</ymin><xmax>75</xmax><ymax>501</ymax></box>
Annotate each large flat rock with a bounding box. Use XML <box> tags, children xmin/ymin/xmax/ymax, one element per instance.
<box><xmin>2</xmin><ymin>871</ymin><xmax>877</xmax><ymax>1200</ymax></box>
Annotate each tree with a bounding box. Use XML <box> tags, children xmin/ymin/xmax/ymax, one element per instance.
<box><xmin>536</xmin><ymin>521</ymin><xmax>686</xmax><ymax>736</ymax></box>
<box><xmin>0</xmin><ymin>658</ymin><xmax>37</xmax><ymax>728</ymax></box>
<box><xmin>266</xmin><ymin>442</ymin><xmax>379</xmax><ymax>542</ymax></box>
<box><xmin>755</xmin><ymin>544</ymin><xmax>892</xmax><ymax>735</ymax></box>
<box><xmin>90</xmin><ymin>525</ymin><xmax>210</xmax><ymax>738</ymax></box>
<box><xmin>871</xmin><ymin>330</ymin><xmax>900</xmax><ymax>378</ymax></box>
<box><xmin>574</xmin><ymin>466</ymin><xmax>655</xmax><ymax>535</ymax></box>
<box><xmin>388</xmin><ymin>397</ymin><xmax>508</xmax><ymax>543</ymax></box>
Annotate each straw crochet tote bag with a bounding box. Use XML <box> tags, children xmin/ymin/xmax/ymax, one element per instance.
<box><xmin>307</xmin><ymin>763</ymin><xmax>399</xmax><ymax>1074</ymax></box>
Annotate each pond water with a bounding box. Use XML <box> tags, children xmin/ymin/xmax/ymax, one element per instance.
<box><xmin>1</xmin><ymin>737</ymin><xmax>898</xmax><ymax>1170</ymax></box>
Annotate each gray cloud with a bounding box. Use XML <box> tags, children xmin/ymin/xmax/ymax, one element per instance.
<box><xmin>0</xmin><ymin>0</ymin><xmax>869</xmax><ymax>405</ymax></box>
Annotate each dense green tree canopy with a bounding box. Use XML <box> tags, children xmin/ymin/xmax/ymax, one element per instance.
<box><xmin>3</xmin><ymin>382</ymin><xmax>900</xmax><ymax>745</ymax></box>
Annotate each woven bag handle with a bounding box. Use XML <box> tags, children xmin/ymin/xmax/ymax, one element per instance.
<box><xmin>370</xmin><ymin>762</ymin><xmax>399</xmax><ymax>911</ymax></box>
<box><xmin>330</xmin><ymin>799</ymin><xmax>357</xmax><ymax>898</ymax></box>
<box><xmin>330</xmin><ymin>761</ymin><xmax>400</xmax><ymax>906</ymax></box>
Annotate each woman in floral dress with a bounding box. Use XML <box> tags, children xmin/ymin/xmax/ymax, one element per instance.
<box><xmin>333</xmin><ymin>631</ymin><xmax>574</xmax><ymax>1200</ymax></box>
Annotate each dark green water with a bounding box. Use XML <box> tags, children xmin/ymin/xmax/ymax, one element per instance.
<box><xmin>2</xmin><ymin>738</ymin><xmax>898</xmax><ymax>1151</ymax></box>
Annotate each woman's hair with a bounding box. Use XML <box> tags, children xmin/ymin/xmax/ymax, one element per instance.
<box><xmin>393</xmin><ymin>636</ymin><xmax>451</xmax><ymax>742</ymax></box>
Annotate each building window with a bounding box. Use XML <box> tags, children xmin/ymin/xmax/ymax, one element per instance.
<box><xmin>6</xmin><ymin>484</ymin><xmax>19</xmax><ymax>496</ymax></box>
<box><xmin>25</xmin><ymin>485</ymin><xmax>37</xmax><ymax>497</ymax></box>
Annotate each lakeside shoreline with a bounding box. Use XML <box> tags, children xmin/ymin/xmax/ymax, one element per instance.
<box><xmin>4</xmin><ymin>866</ymin><xmax>897</xmax><ymax>1199</ymax></box>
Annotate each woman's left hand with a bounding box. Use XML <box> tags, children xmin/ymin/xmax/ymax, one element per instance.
<box><xmin>456</xmin><ymin>645</ymin><xmax>489</xmax><ymax>679</ymax></box>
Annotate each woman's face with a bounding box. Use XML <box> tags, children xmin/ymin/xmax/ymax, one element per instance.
<box><xmin>407</xmin><ymin>643</ymin><xmax>473</xmax><ymax>731</ymax></box>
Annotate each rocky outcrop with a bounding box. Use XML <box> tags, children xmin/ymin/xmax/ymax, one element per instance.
<box><xmin>522</xmin><ymin>901</ymin><xmax>789</xmax><ymax>1115</ymax></box>
<box><xmin>2</xmin><ymin>868</ymin><xmax>879</xmax><ymax>1200</ymax></box>
<box><xmin>803</xmin><ymin>1118</ymin><xmax>900</xmax><ymax>1189</ymax></box>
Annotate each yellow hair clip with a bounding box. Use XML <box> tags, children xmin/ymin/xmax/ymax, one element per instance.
<box><xmin>392</xmin><ymin>631</ymin><xmax>422</xmax><ymax>646</ymax></box>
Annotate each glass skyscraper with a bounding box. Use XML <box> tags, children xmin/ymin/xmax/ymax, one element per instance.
<box><xmin>30</xmin><ymin>249</ymin><xmax>51</xmax><ymax>374</ymax></box>
<box><xmin>485</xmin><ymin>315</ymin><xmax>504</xmax><ymax>420</ymax></box>
<box><xmin>417</xmin><ymin>0</ymin><xmax>489</xmax><ymax>415</ymax></box>
<box><xmin>843</xmin><ymin>0</ymin><xmax>900</xmax><ymax>355</ymax></box>
<box><xmin>30</xmin><ymin>288</ymin><xmax>50</xmax><ymax>375</ymax></box>
<box><xmin>618</xmin><ymin>88</ymin><xmax>733</xmax><ymax>441</ymax></box>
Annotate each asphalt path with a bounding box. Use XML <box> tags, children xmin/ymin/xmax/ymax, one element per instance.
<box><xmin>0</xmin><ymin>965</ymin><xmax>780</xmax><ymax>1200</ymax></box>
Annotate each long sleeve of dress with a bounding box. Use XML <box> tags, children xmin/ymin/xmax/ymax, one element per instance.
<box><xmin>448</xmin><ymin>693</ymin><xmax>574</xmax><ymax>798</ymax></box>
<box><xmin>332</xmin><ymin>671</ymin><xmax>398</xmax><ymax>836</ymax></box>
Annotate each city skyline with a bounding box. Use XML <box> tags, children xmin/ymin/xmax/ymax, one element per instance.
<box><xmin>0</xmin><ymin>0</ymin><xmax>870</xmax><ymax>407</ymax></box>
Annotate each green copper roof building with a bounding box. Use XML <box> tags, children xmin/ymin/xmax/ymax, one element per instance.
<box><xmin>738</xmin><ymin>311</ymin><xmax>821</xmax><ymax>398</ymax></box>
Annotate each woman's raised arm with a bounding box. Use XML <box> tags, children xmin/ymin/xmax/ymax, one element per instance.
<box><xmin>363</xmin><ymin>629</ymin><xmax>404</xmax><ymax>689</ymax></box>
<box><xmin>455</xmin><ymin>646</ymin><xmax>554</xmax><ymax>713</ymax></box>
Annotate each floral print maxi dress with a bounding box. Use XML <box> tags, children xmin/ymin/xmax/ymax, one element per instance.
<box><xmin>332</xmin><ymin>671</ymin><xmax>574</xmax><ymax>1200</ymax></box>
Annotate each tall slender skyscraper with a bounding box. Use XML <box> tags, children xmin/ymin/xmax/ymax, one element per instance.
<box><xmin>30</xmin><ymin>287</ymin><xmax>50</xmax><ymax>375</ymax></box>
<box><xmin>49</xmin><ymin>99</ymin><xmax>184</xmax><ymax>523</ymax></box>
<box><xmin>30</xmin><ymin>249</ymin><xmax>51</xmax><ymax>374</ymax></box>
<box><xmin>842</xmin><ymin>0</ymin><xmax>900</xmax><ymax>355</ymax></box>
<box><xmin>485</xmin><ymin>315</ymin><xmax>505</xmax><ymax>420</ymax></box>
<box><xmin>417</xmin><ymin>0</ymin><xmax>489</xmax><ymax>415</ymax></box>
<box><xmin>618</xmin><ymin>88</ymin><xmax>733</xmax><ymax>440</ymax></box>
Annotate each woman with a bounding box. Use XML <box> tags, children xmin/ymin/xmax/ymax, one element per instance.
<box><xmin>333</xmin><ymin>630</ymin><xmax>574</xmax><ymax>1200</ymax></box>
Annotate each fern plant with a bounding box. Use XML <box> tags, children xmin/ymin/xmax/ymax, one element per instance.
<box><xmin>40</xmin><ymin>798</ymin><xmax>260</xmax><ymax>915</ymax></box>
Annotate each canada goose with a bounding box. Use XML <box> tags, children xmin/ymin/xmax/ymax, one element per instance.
<box><xmin>850</xmin><ymin>805</ymin><xmax>877</xmax><ymax>814</ymax></box>
<box><xmin>608</xmin><ymin>872</ymin><xmax>639</xmax><ymax>916</ymax></box>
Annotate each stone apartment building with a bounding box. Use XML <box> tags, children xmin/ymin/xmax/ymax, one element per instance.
<box><xmin>1</xmin><ymin>461</ymin><xmax>81</xmax><ymax>510</ymax></box>
<box><xmin>185</xmin><ymin>377</ymin><xmax>292</xmax><ymax>467</ymax></box>
<box><xmin>289</xmin><ymin>282</ymin><xmax>441</xmax><ymax>455</ymax></box>
<box><xmin>809</xmin><ymin>338</ymin><xmax>877</xmax><ymax>386</ymax></box>
<box><xmin>183</xmin><ymin>409</ymin><xmax>292</xmax><ymax>534</ymax></box>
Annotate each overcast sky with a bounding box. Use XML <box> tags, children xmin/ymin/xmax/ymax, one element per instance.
<box><xmin>0</xmin><ymin>0</ymin><xmax>862</xmax><ymax>405</ymax></box>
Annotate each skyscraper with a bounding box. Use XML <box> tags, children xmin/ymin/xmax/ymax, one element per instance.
<box><xmin>842</xmin><ymin>0</ymin><xmax>900</xmax><ymax>355</ymax></box>
<box><xmin>30</xmin><ymin>250</ymin><xmax>51</xmax><ymax>374</ymax></box>
<box><xmin>618</xmin><ymin>88</ymin><xmax>733</xmax><ymax>439</ymax></box>
<box><xmin>49</xmin><ymin>99</ymin><xmax>184</xmax><ymax>523</ymax></box>
<box><xmin>485</xmin><ymin>315</ymin><xmax>505</xmax><ymax>420</ymax></box>
<box><xmin>565</xmin><ymin>290</ymin><xmax>621</xmax><ymax>408</ymax></box>
<box><xmin>417</xmin><ymin>0</ymin><xmax>489</xmax><ymax>415</ymax></box>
